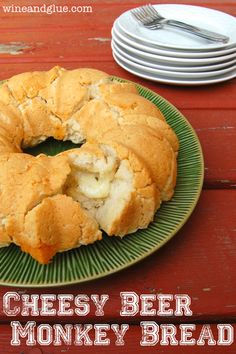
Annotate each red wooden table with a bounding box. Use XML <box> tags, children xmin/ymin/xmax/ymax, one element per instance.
<box><xmin>0</xmin><ymin>0</ymin><xmax>236</xmax><ymax>353</ymax></box>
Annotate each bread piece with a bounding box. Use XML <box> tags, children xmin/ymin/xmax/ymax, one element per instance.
<box><xmin>102</xmin><ymin>92</ymin><xmax>165</xmax><ymax>121</ymax></box>
<box><xmin>67</xmin><ymin>91</ymin><xmax>165</xmax><ymax>143</ymax></box>
<box><xmin>0</xmin><ymin>228</ymin><xmax>11</xmax><ymax>248</ymax></box>
<box><xmin>71</xmin><ymin>99</ymin><xmax>179</xmax><ymax>153</ymax></box>
<box><xmin>0</xmin><ymin>135</ymin><xmax>20</xmax><ymax>154</ymax></box>
<box><xmin>62</xmin><ymin>142</ymin><xmax>158</xmax><ymax>236</ymax></box>
<box><xmin>100</xmin><ymin>124</ymin><xmax>177</xmax><ymax>201</ymax></box>
<box><xmin>118</xmin><ymin>114</ymin><xmax>179</xmax><ymax>153</ymax></box>
<box><xmin>69</xmin><ymin>92</ymin><xmax>165</xmax><ymax>142</ymax></box>
<box><xmin>1</xmin><ymin>67</ymin><xmax>168</xmax><ymax>151</ymax></box>
<box><xmin>64</xmin><ymin>67</ymin><xmax>110</xmax><ymax>86</ymax></box>
<box><xmin>38</xmin><ymin>69</ymin><xmax>138</xmax><ymax>143</ymax></box>
<box><xmin>21</xmin><ymin>194</ymin><xmax>102</xmax><ymax>264</ymax></box>
<box><xmin>0</xmin><ymin>102</ymin><xmax>23</xmax><ymax>152</ymax></box>
<box><xmin>38</xmin><ymin>68</ymin><xmax>109</xmax><ymax>121</ymax></box>
<box><xmin>69</xmin><ymin>99</ymin><xmax>114</xmax><ymax>142</ymax></box>
<box><xmin>1</xmin><ymin>66</ymin><xmax>66</xmax><ymax>147</ymax></box>
<box><xmin>90</xmin><ymin>81</ymin><xmax>138</xmax><ymax>99</ymax></box>
<box><xmin>0</xmin><ymin>153</ymin><xmax>71</xmax><ymax>246</ymax></box>
<box><xmin>39</xmin><ymin>70</ymin><xmax>89</xmax><ymax>121</ymax></box>
<box><xmin>0</xmin><ymin>82</ymin><xmax>14</xmax><ymax>106</ymax></box>
<box><xmin>18</xmin><ymin>96</ymin><xmax>64</xmax><ymax>148</ymax></box>
<box><xmin>6</xmin><ymin>66</ymin><xmax>62</xmax><ymax>103</ymax></box>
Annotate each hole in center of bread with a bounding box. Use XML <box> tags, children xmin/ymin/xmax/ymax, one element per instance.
<box><xmin>23</xmin><ymin>138</ymin><xmax>80</xmax><ymax>156</ymax></box>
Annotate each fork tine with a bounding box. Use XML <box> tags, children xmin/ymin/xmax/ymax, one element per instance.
<box><xmin>137</xmin><ymin>5</ymin><xmax>156</xmax><ymax>21</ymax></box>
<box><xmin>145</xmin><ymin>4</ymin><xmax>159</xmax><ymax>17</ymax></box>
<box><xmin>131</xmin><ymin>5</ymin><xmax>161</xmax><ymax>25</ymax></box>
<box><xmin>146</xmin><ymin>4</ymin><xmax>163</xmax><ymax>21</ymax></box>
<box><xmin>131</xmin><ymin>7</ymin><xmax>152</xmax><ymax>24</ymax></box>
<box><xmin>131</xmin><ymin>4</ymin><xmax>163</xmax><ymax>30</ymax></box>
<box><xmin>131</xmin><ymin>11</ymin><xmax>157</xmax><ymax>28</ymax></box>
<box><xmin>131</xmin><ymin>9</ymin><xmax>144</xmax><ymax>21</ymax></box>
<box><xmin>142</xmin><ymin>5</ymin><xmax>157</xmax><ymax>20</ymax></box>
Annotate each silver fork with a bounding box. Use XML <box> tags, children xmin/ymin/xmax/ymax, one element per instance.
<box><xmin>131</xmin><ymin>4</ymin><xmax>229</xmax><ymax>43</ymax></box>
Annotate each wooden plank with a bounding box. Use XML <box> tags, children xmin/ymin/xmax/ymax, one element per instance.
<box><xmin>0</xmin><ymin>324</ymin><xmax>236</xmax><ymax>353</ymax></box>
<box><xmin>182</xmin><ymin>109</ymin><xmax>236</xmax><ymax>188</ymax></box>
<box><xmin>0</xmin><ymin>1</ymin><xmax>235</xmax><ymax>30</ymax></box>
<box><xmin>0</xmin><ymin>29</ymin><xmax>112</xmax><ymax>58</ymax></box>
<box><xmin>0</xmin><ymin>190</ymin><xmax>235</xmax><ymax>324</ymax></box>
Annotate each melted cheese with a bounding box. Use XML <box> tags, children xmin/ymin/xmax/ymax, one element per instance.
<box><xmin>78</xmin><ymin>171</ymin><xmax>112</xmax><ymax>199</ymax></box>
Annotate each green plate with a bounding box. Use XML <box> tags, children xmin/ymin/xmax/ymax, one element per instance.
<box><xmin>0</xmin><ymin>79</ymin><xmax>204</xmax><ymax>287</ymax></box>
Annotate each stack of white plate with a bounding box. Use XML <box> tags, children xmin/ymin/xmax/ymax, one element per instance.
<box><xmin>111</xmin><ymin>4</ymin><xmax>236</xmax><ymax>85</ymax></box>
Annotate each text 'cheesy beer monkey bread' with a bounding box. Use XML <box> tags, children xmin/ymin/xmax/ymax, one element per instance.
<box><xmin>0</xmin><ymin>66</ymin><xmax>179</xmax><ymax>264</ymax></box>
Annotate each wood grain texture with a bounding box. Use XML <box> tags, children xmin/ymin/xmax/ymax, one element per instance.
<box><xmin>182</xmin><ymin>109</ymin><xmax>236</xmax><ymax>188</ymax></box>
<box><xmin>0</xmin><ymin>190</ymin><xmax>235</xmax><ymax>324</ymax></box>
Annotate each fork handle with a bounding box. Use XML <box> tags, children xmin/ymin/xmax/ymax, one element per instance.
<box><xmin>164</xmin><ymin>19</ymin><xmax>229</xmax><ymax>43</ymax></box>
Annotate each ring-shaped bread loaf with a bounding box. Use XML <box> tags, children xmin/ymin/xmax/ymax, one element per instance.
<box><xmin>0</xmin><ymin>66</ymin><xmax>179</xmax><ymax>264</ymax></box>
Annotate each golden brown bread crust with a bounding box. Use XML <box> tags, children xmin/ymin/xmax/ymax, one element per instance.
<box><xmin>117</xmin><ymin>114</ymin><xmax>179</xmax><ymax>153</ymax></box>
<box><xmin>97</xmin><ymin>81</ymin><xmax>138</xmax><ymax>97</ymax></box>
<box><xmin>102</xmin><ymin>92</ymin><xmax>165</xmax><ymax>120</ymax></box>
<box><xmin>0</xmin><ymin>152</ymin><xmax>102</xmax><ymax>263</ymax></box>
<box><xmin>72</xmin><ymin>101</ymin><xmax>178</xmax><ymax>152</ymax></box>
<box><xmin>5</xmin><ymin>66</ymin><xmax>62</xmax><ymax>103</ymax></box>
<box><xmin>99</xmin><ymin>124</ymin><xmax>177</xmax><ymax>201</ymax></box>
<box><xmin>22</xmin><ymin>194</ymin><xmax>102</xmax><ymax>264</ymax></box>
<box><xmin>0</xmin><ymin>153</ymin><xmax>71</xmax><ymax>246</ymax></box>
<box><xmin>0</xmin><ymin>68</ymin><xmax>141</xmax><ymax>149</ymax></box>
<box><xmin>0</xmin><ymin>102</ymin><xmax>23</xmax><ymax>153</ymax></box>
<box><xmin>0</xmin><ymin>66</ymin><xmax>179</xmax><ymax>263</ymax></box>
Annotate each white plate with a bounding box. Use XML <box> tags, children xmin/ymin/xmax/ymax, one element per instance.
<box><xmin>112</xmin><ymin>41</ymin><xmax>236</xmax><ymax>73</ymax></box>
<box><xmin>112</xmin><ymin>51</ymin><xmax>236</xmax><ymax>86</ymax></box>
<box><xmin>117</xmin><ymin>4</ymin><xmax>236</xmax><ymax>51</ymax></box>
<box><xmin>112</xmin><ymin>42</ymin><xmax>236</xmax><ymax>79</ymax></box>
<box><xmin>112</xmin><ymin>29</ymin><xmax>236</xmax><ymax>66</ymax></box>
<box><xmin>114</xmin><ymin>21</ymin><xmax>236</xmax><ymax>59</ymax></box>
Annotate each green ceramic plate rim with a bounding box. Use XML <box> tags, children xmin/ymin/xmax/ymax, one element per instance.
<box><xmin>0</xmin><ymin>77</ymin><xmax>204</xmax><ymax>288</ymax></box>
